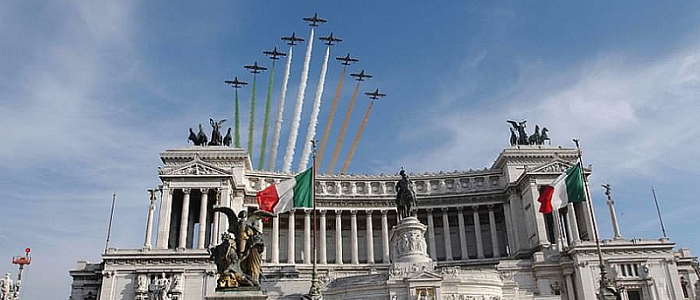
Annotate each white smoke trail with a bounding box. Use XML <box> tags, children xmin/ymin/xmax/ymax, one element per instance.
<box><xmin>298</xmin><ymin>45</ymin><xmax>330</xmax><ymax>171</ymax></box>
<box><xmin>267</xmin><ymin>46</ymin><xmax>293</xmax><ymax>171</ymax></box>
<box><xmin>282</xmin><ymin>28</ymin><xmax>314</xmax><ymax>173</ymax></box>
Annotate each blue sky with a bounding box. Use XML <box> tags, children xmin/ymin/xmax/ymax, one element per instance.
<box><xmin>1</xmin><ymin>1</ymin><xmax>700</xmax><ymax>298</ymax></box>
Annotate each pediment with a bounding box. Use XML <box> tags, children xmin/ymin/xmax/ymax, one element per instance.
<box><xmin>160</xmin><ymin>156</ymin><xmax>230</xmax><ymax>176</ymax></box>
<box><xmin>529</xmin><ymin>159</ymin><xmax>574</xmax><ymax>174</ymax></box>
<box><xmin>406</xmin><ymin>270</ymin><xmax>444</xmax><ymax>281</ymax></box>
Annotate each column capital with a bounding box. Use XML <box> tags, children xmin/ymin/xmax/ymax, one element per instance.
<box><xmin>335</xmin><ymin>209</ymin><xmax>343</xmax><ymax>214</ymax></box>
<box><xmin>456</xmin><ymin>206</ymin><xmax>464</xmax><ymax>211</ymax></box>
<box><xmin>182</xmin><ymin>188</ymin><xmax>191</xmax><ymax>195</ymax></box>
<box><xmin>487</xmin><ymin>204</ymin><xmax>495</xmax><ymax>211</ymax></box>
<box><xmin>365</xmin><ymin>210</ymin><xmax>373</xmax><ymax>216</ymax></box>
<box><xmin>471</xmin><ymin>205</ymin><xmax>480</xmax><ymax>211</ymax></box>
<box><xmin>148</xmin><ymin>189</ymin><xmax>157</xmax><ymax>201</ymax></box>
<box><xmin>349</xmin><ymin>209</ymin><xmax>357</xmax><ymax>215</ymax></box>
<box><xmin>304</xmin><ymin>209</ymin><xmax>312</xmax><ymax>215</ymax></box>
<box><xmin>380</xmin><ymin>209</ymin><xmax>388</xmax><ymax>216</ymax></box>
<box><xmin>199</xmin><ymin>188</ymin><xmax>209</xmax><ymax>194</ymax></box>
<box><xmin>426</xmin><ymin>208</ymin><xmax>434</xmax><ymax>213</ymax></box>
<box><xmin>319</xmin><ymin>209</ymin><xmax>327</xmax><ymax>215</ymax></box>
<box><xmin>441</xmin><ymin>207</ymin><xmax>450</xmax><ymax>212</ymax></box>
<box><xmin>289</xmin><ymin>209</ymin><xmax>296</xmax><ymax>215</ymax></box>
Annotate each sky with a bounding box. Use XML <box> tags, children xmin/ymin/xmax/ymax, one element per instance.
<box><xmin>1</xmin><ymin>1</ymin><xmax>699</xmax><ymax>298</ymax></box>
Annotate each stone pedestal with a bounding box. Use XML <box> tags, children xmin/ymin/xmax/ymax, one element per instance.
<box><xmin>390</xmin><ymin>216</ymin><xmax>432</xmax><ymax>264</ymax></box>
<box><xmin>205</xmin><ymin>286</ymin><xmax>269</xmax><ymax>300</ymax></box>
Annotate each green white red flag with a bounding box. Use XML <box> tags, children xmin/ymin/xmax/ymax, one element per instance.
<box><xmin>257</xmin><ymin>167</ymin><xmax>313</xmax><ymax>214</ymax></box>
<box><xmin>538</xmin><ymin>163</ymin><xmax>586</xmax><ymax>214</ymax></box>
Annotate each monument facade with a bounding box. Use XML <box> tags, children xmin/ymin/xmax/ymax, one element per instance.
<box><xmin>69</xmin><ymin>144</ymin><xmax>700</xmax><ymax>300</ymax></box>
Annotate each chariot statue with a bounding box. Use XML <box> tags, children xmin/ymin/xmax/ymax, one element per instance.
<box><xmin>209</xmin><ymin>207</ymin><xmax>274</xmax><ymax>289</ymax></box>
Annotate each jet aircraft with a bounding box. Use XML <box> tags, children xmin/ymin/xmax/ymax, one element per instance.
<box><xmin>263</xmin><ymin>47</ymin><xmax>287</xmax><ymax>60</ymax></box>
<box><xmin>303</xmin><ymin>13</ymin><xmax>327</xmax><ymax>27</ymax></box>
<box><xmin>350</xmin><ymin>70</ymin><xmax>372</xmax><ymax>82</ymax></box>
<box><xmin>336</xmin><ymin>53</ymin><xmax>359</xmax><ymax>66</ymax></box>
<box><xmin>319</xmin><ymin>32</ymin><xmax>342</xmax><ymax>46</ymax></box>
<box><xmin>365</xmin><ymin>88</ymin><xmax>386</xmax><ymax>100</ymax></box>
<box><xmin>281</xmin><ymin>32</ymin><xmax>304</xmax><ymax>46</ymax></box>
<box><xmin>244</xmin><ymin>62</ymin><xmax>267</xmax><ymax>74</ymax></box>
<box><xmin>224</xmin><ymin>77</ymin><xmax>248</xmax><ymax>89</ymax></box>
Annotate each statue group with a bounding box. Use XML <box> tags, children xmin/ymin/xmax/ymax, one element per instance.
<box><xmin>209</xmin><ymin>207</ymin><xmax>274</xmax><ymax>289</ymax></box>
<box><xmin>507</xmin><ymin>120</ymin><xmax>550</xmax><ymax>146</ymax></box>
<box><xmin>395</xmin><ymin>169</ymin><xmax>417</xmax><ymax>220</ymax></box>
<box><xmin>0</xmin><ymin>273</ymin><xmax>17</xmax><ymax>300</ymax></box>
<box><xmin>188</xmin><ymin>118</ymin><xmax>233</xmax><ymax>147</ymax></box>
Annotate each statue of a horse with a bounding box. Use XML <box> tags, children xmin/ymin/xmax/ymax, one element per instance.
<box><xmin>395</xmin><ymin>170</ymin><xmax>417</xmax><ymax>220</ymax></box>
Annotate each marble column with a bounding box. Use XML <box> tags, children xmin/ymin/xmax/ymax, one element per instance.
<box><xmin>457</xmin><ymin>207</ymin><xmax>468</xmax><ymax>260</ymax></box>
<box><xmin>350</xmin><ymin>210</ymin><xmax>359</xmax><ymax>264</ymax></box>
<box><xmin>271</xmin><ymin>211</ymin><xmax>280</xmax><ymax>263</ymax></box>
<box><xmin>565</xmin><ymin>273</ymin><xmax>576</xmax><ymax>300</ymax></box>
<box><xmin>197</xmin><ymin>189</ymin><xmax>209</xmax><ymax>249</ymax></box>
<box><xmin>426</xmin><ymin>209</ymin><xmax>437</xmax><ymax>259</ymax></box>
<box><xmin>155</xmin><ymin>186</ymin><xmax>172</xmax><ymax>249</ymax></box>
<box><xmin>319</xmin><ymin>210</ymin><xmax>327</xmax><ymax>264</ymax></box>
<box><xmin>335</xmin><ymin>210</ymin><xmax>343</xmax><ymax>264</ymax></box>
<box><xmin>488</xmin><ymin>205</ymin><xmax>501</xmax><ymax>258</ymax></box>
<box><xmin>287</xmin><ymin>210</ymin><xmax>296</xmax><ymax>263</ymax></box>
<box><xmin>502</xmin><ymin>203</ymin><xmax>515</xmax><ymax>256</ymax></box>
<box><xmin>178</xmin><ymin>188</ymin><xmax>191</xmax><ymax>249</ymax></box>
<box><xmin>304</xmin><ymin>209</ymin><xmax>311</xmax><ymax>264</ymax></box>
<box><xmin>381</xmin><ymin>210</ymin><xmax>390</xmax><ymax>263</ymax></box>
<box><xmin>365</xmin><ymin>210</ymin><xmax>375</xmax><ymax>264</ymax></box>
<box><xmin>441</xmin><ymin>208</ymin><xmax>453</xmax><ymax>261</ymax></box>
<box><xmin>143</xmin><ymin>189</ymin><xmax>158</xmax><ymax>249</ymax></box>
<box><xmin>473</xmin><ymin>206</ymin><xmax>485</xmax><ymax>259</ymax></box>
<box><xmin>567</xmin><ymin>203</ymin><xmax>581</xmax><ymax>243</ymax></box>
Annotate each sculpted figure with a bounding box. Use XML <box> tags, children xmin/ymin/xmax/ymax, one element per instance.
<box><xmin>507</xmin><ymin>120</ymin><xmax>529</xmax><ymax>145</ymax></box>
<box><xmin>223</xmin><ymin>128</ymin><xmax>232</xmax><ymax>147</ymax></box>
<box><xmin>208</xmin><ymin>118</ymin><xmax>227</xmax><ymax>146</ymax></box>
<box><xmin>395</xmin><ymin>170</ymin><xmax>417</xmax><ymax>220</ymax></box>
<box><xmin>196</xmin><ymin>124</ymin><xmax>208</xmax><ymax>146</ymax></box>
<box><xmin>540</xmin><ymin>127</ymin><xmax>550</xmax><ymax>145</ymax></box>
<box><xmin>0</xmin><ymin>273</ymin><xmax>12</xmax><ymax>300</ymax></box>
<box><xmin>528</xmin><ymin>125</ymin><xmax>541</xmax><ymax>145</ymax></box>
<box><xmin>210</xmin><ymin>207</ymin><xmax>274</xmax><ymax>288</ymax></box>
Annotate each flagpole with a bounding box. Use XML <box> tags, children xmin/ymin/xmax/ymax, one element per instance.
<box><xmin>105</xmin><ymin>192</ymin><xmax>116</xmax><ymax>254</ymax></box>
<box><xmin>306</xmin><ymin>139</ymin><xmax>322</xmax><ymax>299</ymax></box>
<box><xmin>573</xmin><ymin>139</ymin><xmax>616</xmax><ymax>299</ymax></box>
<box><xmin>651</xmin><ymin>186</ymin><xmax>668</xmax><ymax>238</ymax></box>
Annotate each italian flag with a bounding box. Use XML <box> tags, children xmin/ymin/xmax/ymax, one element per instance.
<box><xmin>538</xmin><ymin>163</ymin><xmax>587</xmax><ymax>214</ymax></box>
<box><xmin>256</xmin><ymin>168</ymin><xmax>313</xmax><ymax>214</ymax></box>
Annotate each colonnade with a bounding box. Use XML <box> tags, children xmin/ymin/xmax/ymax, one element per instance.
<box><xmin>151</xmin><ymin>187</ymin><xmax>227</xmax><ymax>250</ymax></box>
<box><xmin>267</xmin><ymin>205</ymin><xmax>509</xmax><ymax>265</ymax></box>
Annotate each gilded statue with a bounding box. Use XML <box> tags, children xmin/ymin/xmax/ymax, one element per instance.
<box><xmin>209</xmin><ymin>207</ymin><xmax>274</xmax><ymax>289</ymax></box>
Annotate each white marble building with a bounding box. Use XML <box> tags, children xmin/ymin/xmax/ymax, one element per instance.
<box><xmin>69</xmin><ymin>145</ymin><xmax>700</xmax><ymax>300</ymax></box>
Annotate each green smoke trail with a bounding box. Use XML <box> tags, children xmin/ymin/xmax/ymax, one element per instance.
<box><xmin>257</xmin><ymin>61</ymin><xmax>276</xmax><ymax>170</ymax></box>
<box><xmin>247</xmin><ymin>75</ymin><xmax>257</xmax><ymax>157</ymax></box>
<box><xmin>234</xmin><ymin>89</ymin><xmax>241</xmax><ymax>148</ymax></box>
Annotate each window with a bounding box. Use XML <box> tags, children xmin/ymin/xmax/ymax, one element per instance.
<box><xmin>627</xmin><ymin>290</ymin><xmax>641</xmax><ymax>300</ymax></box>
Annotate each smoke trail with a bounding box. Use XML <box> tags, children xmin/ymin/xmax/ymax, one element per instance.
<box><xmin>282</xmin><ymin>28</ymin><xmax>314</xmax><ymax>173</ymax></box>
<box><xmin>317</xmin><ymin>66</ymin><xmax>346</xmax><ymax>166</ymax></box>
<box><xmin>327</xmin><ymin>82</ymin><xmax>360</xmax><ymax>173</ymax></box>
<box><xmin>298</xmin><ymin>46</ymin><xmax>330</xmax><ymax>171</ymax></box>
<box><xmin>258</xmin><ymin>60</ymin><xmax>276</xmax><ymax>170</ymax></box>
<box><xmin>234</xmin><ymin>89</ymin><xmax>241</xmax><ymax>148</ymax></box>
<box><xmin>267</xmin><ymin>47</ymin><xmax>293</xmax><ymax>171</ymax></box>
<box><xmin>247</xmin><ymin>75</ymin><xmax>258</xmax><ymax>157</ymax></box>
<box><xmin>341</xmin><ymin>100</ymin><xmax>375</xmax><ymax>174</ymax></box>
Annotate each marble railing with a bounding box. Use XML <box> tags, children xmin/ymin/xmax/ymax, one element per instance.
<box><xmin>244</xmin><ymin>170</ymin><xmax>505</xmax><ymax>198</ymax></box>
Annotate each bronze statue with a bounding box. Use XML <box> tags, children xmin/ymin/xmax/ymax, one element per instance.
<box><xmin>507</xmin><ymin>120</ymin><xmax>529</xmax><ymax>145</ymax></box>
<box><xmin>209</xmin><ymin>207</ymin><xmax>274</xmax><ymax>289</ymax></box>
<box><xmin>540</xmin><ymin>127</ymin><xmax>550</xmax><ymax>144</ymax></box>
<box><xmin>507</xmin><ymin>120</ymin><xmax>551</xmax><ymax>145</ymax></box>
<box><xmin>196</xmin><ymin>124</ymin><xmax>208</xmax><ymax>146</ymax></box>
<box><xmin>208</xmin><ymin>118</ymin><xmax>227</xmax><ymax>146</ymax></box>
<box><xmin>395</xmin><ymin>170</ymin><xmax>417</xmax><ymax>220</ymax></box>
<box><xmin>528</xmin><ymin>125</ymin><xmax>541</xmax><ymax>145</ymax></box>
<box><xmin>223</xmin><ymin>128</ymin><xmax>232</xmax><ymax>147</ymax></box>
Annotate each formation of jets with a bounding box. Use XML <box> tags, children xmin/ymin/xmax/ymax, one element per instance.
<box><xmin>319</xmin><ymin>32</ymin><xmax>342</xmax><ymax>46</ymax></box>
<box><xmin>263</xmin><ymin>47</ymin><xmax>287</xmax><ymax>60</ymax></box>
<box><xmin>365</xmin><ymin>88</ymin><xmax>386</xmax><ymax>100</ymax></box>
<box><xmin>350</xmin><ymin>70</ymin><xmax>372</xmax><ymax>82</ymax></box>
<box><xmin>244</xmin><ymin>62</ymin><xmax>267</xmax><ymax>74</ymax></box>
<box><xmin>281</xmin><ymin>32</ymin><xmax>304</xmax><ymax>46</ymax></box>
<box><xmin>303</xmin><ymin>13</ymin><xmax>327</xmax><ymax>27</ymax></box>
<box><xmin>336</xmin><ymin>53</ymin><xmax>359</xmax><ymax>66</ymax></box>
<box><xmin>224</xmin><ymin>77</ymin><xmax>248</xmax><ymax>89</ymax></box>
